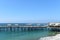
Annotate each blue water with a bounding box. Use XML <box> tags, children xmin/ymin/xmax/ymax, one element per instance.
<box><xmin>0</xmin><ymin>30</ymin><xmax>53</xmax><ymax>40</ymax></box>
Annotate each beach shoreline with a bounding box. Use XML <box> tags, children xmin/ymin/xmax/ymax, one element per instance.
<box><xmin>39</xmin><ymin>34</ymin><xmax>60</xmax><ymax>40</ymax></box>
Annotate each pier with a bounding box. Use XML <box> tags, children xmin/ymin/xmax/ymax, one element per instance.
<box><xmin>0</xmin><ymin>23</ymin><xmax>48</xmax><ymax>32</ymax></box>
<box><xmin>0</xmin><ymin>23</ymin><xmax>60</xmax><ymax>32</ymax></box>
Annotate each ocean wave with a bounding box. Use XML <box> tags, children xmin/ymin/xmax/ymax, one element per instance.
<box><xmin>39</xmin><ymin>34</ymin><xmax>60</xmax><ymax>40</ymax></box>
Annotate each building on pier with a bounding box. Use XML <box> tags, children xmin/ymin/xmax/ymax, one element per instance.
<box><xmin>49</xmin><ymin>22</ymin><xmax>60</xmax><ymax>27</ymax></box>
<box><xmin>48</xmin><ymin>22</ymin><xmax>60</xmax><ymax>31</ymax></box>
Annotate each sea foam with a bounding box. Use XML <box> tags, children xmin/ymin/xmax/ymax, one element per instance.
<box><xmin>39</xmin><ymin>34</ymin><xmax>60</xmax><ymax>40</ymax></box>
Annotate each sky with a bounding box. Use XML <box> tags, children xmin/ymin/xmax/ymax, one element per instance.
<box><xmin>0</xmin><ymin>0</ymin><xmax>60</xmax><ymax>23</ymax></box>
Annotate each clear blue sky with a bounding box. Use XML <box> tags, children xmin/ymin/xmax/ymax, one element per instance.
<box><xmin>0</xmin><ymin>0</ymin><xmax>60</xmax><ymax>23</ymax></box>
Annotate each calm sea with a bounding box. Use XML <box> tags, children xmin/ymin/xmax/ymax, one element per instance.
<box><xmin>0</xmin><ymin>30</ymin><xmax>57</xmax><ymax>40</ymax></box>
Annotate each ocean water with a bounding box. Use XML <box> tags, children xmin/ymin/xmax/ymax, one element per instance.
<box><xmin>0</xmin><ymin>30</ymin><xmax>56</xmax><ymax>40</ymax></box>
